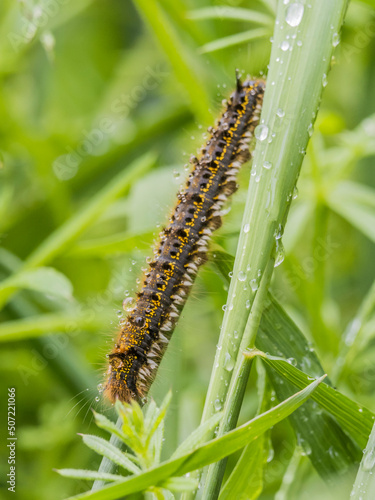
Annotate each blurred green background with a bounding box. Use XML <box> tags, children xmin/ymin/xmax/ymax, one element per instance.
<box><xmin>0</xmin><ymin>0</ymin><xmax>374</xmax><ymax>499</ymax></box>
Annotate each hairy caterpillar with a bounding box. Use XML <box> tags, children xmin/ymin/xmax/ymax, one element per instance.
<box><xmin>104</xmin><ymin>76</ymin><xmax>265</xmax><ymax>403</ymax></box>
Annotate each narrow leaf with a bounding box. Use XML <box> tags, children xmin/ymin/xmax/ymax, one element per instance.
<box><xmin>199</xmin><ymin>28</ymin><xmax>270</xmax><ymax>54</ymax></box>
<box><xmin>0</xmin><ymin>267</ymin><xmax>73</xmax><ymax>300</ymax></box>
<box><xmin>80</xmin><ymin>434</ymin><xmax>140</xmax><ymax>475</ymax></box>
<box><xmin>351</xmin><ymin>421</ymin><xmax>375</xmax><ymax>499</ymax></box>
<box><xmin>56</xmin><ymin>469</ymin><xmax>124</xmax><ymax>482</ymax></box>
<box><xmin>253</xmin><ymin>352</ymin><xmax>374</xmax><ymax>449</ymax></box>
<box><xmin>171</xmin><ymin>412</ymin><xmax>223</xmax><ymax>459</ymax></box>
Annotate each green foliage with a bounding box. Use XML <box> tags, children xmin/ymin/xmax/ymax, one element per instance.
<box><xmin>56</xmin><ymin>379</ymin><xmax>323</xmax><ymax>499</ymax></box>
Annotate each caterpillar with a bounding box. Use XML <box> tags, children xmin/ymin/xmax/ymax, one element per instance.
<box><xmin>104</xmin><ymin>75</ymin><xmax>265</xmax><ymax>403</ymax></box>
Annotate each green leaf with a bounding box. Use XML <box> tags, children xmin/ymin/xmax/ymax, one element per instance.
<box><xmin>0</xmin><ymin>311</ymin><xmax>106</xmax><ymax>343</ymax></box>
<box><xmin>56</xmin><ymin>469</ymin><xmax>124</xmax><ymax>482</ymax></box>
<box><xmin>199</xmin><ymin>28</ymin><xmax>270</xmax><ymax>54</ymax></box>
<box><xmin>68</xmin><ymin>231</ymin><xmax>155</xmax><ymax>257</ymax></box>
<box><xmin>0</xmin><ymin>266</ymin><xmax>73</xmax><ymax>300</ymax></box>
<box><xmin>171</xmin><ymin>413</ymin><xmax>223</xmax><ymax>459</ymax></box>
<box><xmin>219</xmin><ymin>436</ymin><xmax>263</xmax><ymax>500</ymax></box>
<box><xmin>93</xmin><ymin>412</ymin><xmax>128</xmax><ymax>443</ymax></box>
<box><xmin>251</xmin><ymin>351</ymin><xmax>374</xmax><ymax>449</ymax></box>
<box><xmin>351</xmin><ymin>421</ymin><xmax>375</xmax><ymax>499</ymax></box>
<box><xmin>65</xmin><ymin>377</ymin><xmax>323</xmax><ymax>499</ymax></box>
<box><xmin>80</xmin><ymin>435</ymin><xmax>141</xmax><ymax>475</ymax></box>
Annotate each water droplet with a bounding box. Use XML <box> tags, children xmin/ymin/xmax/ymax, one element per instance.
<box><xmin>263</xmin><ymin>160</ymin><xmax>272</xmax><ymax>170</ymax></box>
<box><xmin>274</xmin><ymin>224</ymin><xmax>284</xmax><ymax>240</ymax></box>
<box><xmin>363</xmin><ymin>448</ymin><xmax>375</xmax><ymax>471</ymax></box>
<box><xmin>246</xmin><ymin>299</ymin><xmax>251</xmax><ymax>309</ymax></box>
<box><xmin>123</xmin><ymin>297</ymin><xmax>136</xmax><ymax>312</ymax></box>
<box><xmin>287</xmin><ymin>357</ymin><xmax>297</xmax><ymax>366</ymax></box>
<box><xmin>244</xmin><ymin>223</ymin><xmax>250</xmax><ymax>233</ymax></box>
<box><xmin>97</xmin><ymin>383</ymin><xmax>104</xmax><ymax>393</ymax></box>
<box><xmin>254</xmin><ymin>124</ymin><xmax>269</xmax><ymax>141</ymax></box>
<box><xmin>285</xmin><ymin>3</ymin><xmax>304</xmax><ymax>27</ymax></box>
<box><xmin>214</xmin><ymin>399</ymin><xmax>222</xmax><ymax>411</ymax></box>
<box><xmin>292</xmin><ymin>186</ymin><xmax>299</xmax><ymax>199</ymax></box>
<box><xmin>95</xmin><ymin>396</ymin><xmax>100</xmax><ymax>402</ymax></box>
<box><xmin>238</xmin><ymin>271</ymin><xmax>246</xmax><ymax>282</ymax></box>
<box><xmin>276</xmin><ymin>108</ymin><xmax>285</xmax><ymax>118</ymax></box>
<box><xmin>322</xmin><ymin>73</ymin><xmax>328</xmax><ymax>87</ymax></box>
<box><xmin>280</xmin><ymin>40</ymin><xmax>290</xmax><ymax>51</ymax></box>
<box><xmin>222</xmin><ymin>304</ymin><xmax>227</xmax><ymax>311</ymax></box>
<box><xmin>274</xmin><ymin>239</ymin><xmax>285</xmax><ymax>268</ymax></box>
<box><xmin>224</xmin><ymin>352</ymin><xmax>235</xmax><ymax>372</ymax></box>
<box><xmin>297</xmin><ymin>40</ymin><xmax>302</xmax><ymax>47</ymax></box>
<box><xmin>228</xmin><ymin>271</ymin><xmax>233</xmax><ymax>278</ymax></box>
<box><xmin>250</xmin><ymin>279</ymin><xmax>259</xmax><ymax>292</ymax></box>
<box><xmin>332</xmin><ymin>32</ymin><xmax>340</xmax><ymax>47</ymax></box>
<box><xmin>307</xmin><ymin>123</ymin><xmax>314</xmax><ymax>137</ymax></box>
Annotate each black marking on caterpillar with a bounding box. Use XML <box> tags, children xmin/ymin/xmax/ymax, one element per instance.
<box><xmin>104</xmin><ymin>76</ymin><xmax>265</xmax><ymax>403</ymax></box>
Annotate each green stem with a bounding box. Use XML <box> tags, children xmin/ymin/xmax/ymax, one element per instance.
<box><xmin>199</xmin><ymin>0</ymin><xmax>348</xmax><ymax>496</ymax></box>
<box><xmin>203</xmin><ymin>257</ymin><xmax>275</xmax><ymax>498</ymax></box>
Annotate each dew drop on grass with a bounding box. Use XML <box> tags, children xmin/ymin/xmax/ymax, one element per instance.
<box><xmin>274</xmin><ymin>239</ymin><xmax>285</xmax><ymax>268</ymax></box>
<box><xmin>263</xmin><ymin>160</ymin><xmax>272</xmax><ymax>170</ymax></box>
<box><xmin>276</xmin><ymin>108</ymin><xmax>285</xmax><ymax>118</ymax></box>
<box><xmin>237</xmin><ymin>271</ymin><xmax>246</xmax><ymax>282</ymax></box>
<box><xmin>250</xmin><ymin>279</ymin><xmax>259</xmax><ymax>291</ymax></box>
<box><xmin>214</xmin><ymin>399</ymin><xmax>222</xmax><ymax>411</ymax></box>
<box><xmin>285</xmin><ymin>3</ymin><xmax>304</xmax><ymax>27</ymax></box>
<box><xmin>224</xmin><ymin>352</ymin><xmax>235</xmax><ymax>372</ymax></box>
<box><xmin>363</xmin><ymin>448</ymin><xmax>375</xmax><ymax>471</ymax></box>
<box><xmin>280</xmin><ymin>40</ymin><xmax>290</xmax><ymax>51</ymax></box>
<box><xmin>254</xmin><ymin>124</ymin><xmax>269</xmax><ymax>141</ymax></box>
<box><xmin>332</xmin><ymin>32</ymin><xmax>340</xmax><ymax>47</ymax></box>
<box><xmin>322</xmin><ymin>73</ymin><xmax>328</xmax><ymax>87</ymax></box>
<box><xmin>244</xmin><ymin>223</ymin><xmax>250</xmax><ymax>233</ymax></box>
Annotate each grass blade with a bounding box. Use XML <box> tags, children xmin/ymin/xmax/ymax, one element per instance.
<box><xmin>200</xmin><ymin>0</ymin><xmax>348</xmax><ymax>494</ymax></box>
<box><xmin>351</xmin><ymin>421</ymin><xmax>375</xmax><ymax>499</ymax></box>
<box><xmin>252</xmin><ymin>351</ymin><xmax>374</xmax><ymax>449</ymax></box>
<box><xmin>132</xmin><ymin>0</ymin><xmax>211</xmax><ymax>122</ymax></box>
